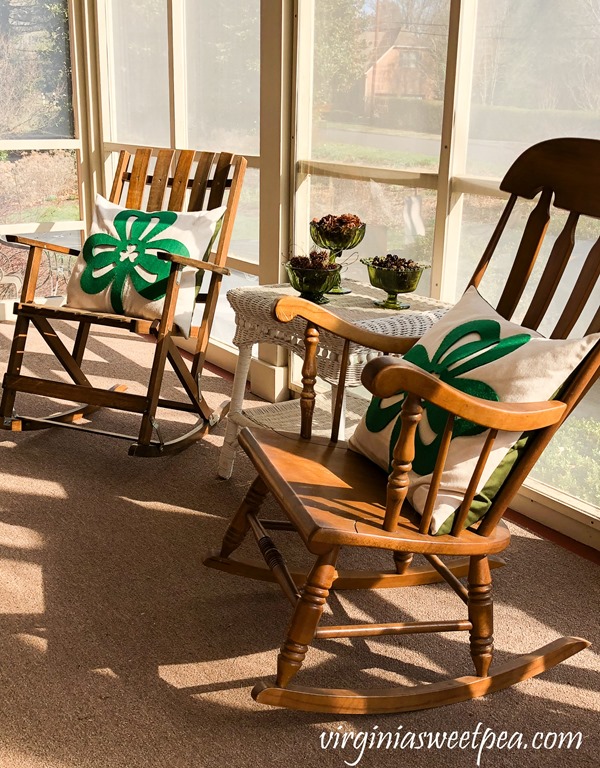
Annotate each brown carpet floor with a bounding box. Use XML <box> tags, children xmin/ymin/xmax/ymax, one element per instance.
<box><xmin>0</xmin><ymin>320</ymin><xmax>598</xmax><ymax>768</ymax></box>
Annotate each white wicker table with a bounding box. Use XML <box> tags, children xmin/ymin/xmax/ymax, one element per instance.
<box><xmin>217</xmin><ymin>279</ymin><xmax>449</xmax><ymax>478</ymax></box>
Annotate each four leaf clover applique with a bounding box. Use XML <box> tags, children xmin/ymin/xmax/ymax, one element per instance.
<box><xmin>80</xmin><ymin>209</ymin><xmax>190</xmax><ymax>314</ymax></box>
<box><xmin>364</xmin><ymin>319</ymin><xmax>531</xmax><ymax>475</ymax></box>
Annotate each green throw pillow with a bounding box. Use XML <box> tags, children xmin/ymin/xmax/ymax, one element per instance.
<box><xmin>349</xmin><ymin>287</ymin><xmax>599</xmax><ymax>534</ymax></box>
<box><xmin>67</xmin><ymin>194</ymin><xmax>226</xmax><ymax>338</ymax></box>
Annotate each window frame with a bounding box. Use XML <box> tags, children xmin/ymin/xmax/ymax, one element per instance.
<box><xmin>0</xmin><ymin>0</ymin><xmax>94</xmax><ymax>321</ymax></box>
<box><xmin>1</xmin><ymin>0</ymin><xmax>595</xmax><ymax>544</ymax></box>
<box><xmin>291</xmin><ymin>0</ymin><xmax>599</xmax><ymax>545</ymax></box>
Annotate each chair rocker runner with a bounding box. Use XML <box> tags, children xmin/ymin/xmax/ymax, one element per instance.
<box><xmin>0</xmin><ymin>147</ymin><xmax>246</xmax><ymax>456</ymax></box>
<box><xmin>206</xmin><ymin>137</ymin><xmax>600</xmax><ymax>713</ymax></box>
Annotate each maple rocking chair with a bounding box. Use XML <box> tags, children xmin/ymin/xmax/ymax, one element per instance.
<box><xmin>0</xmin><ymin>147</ymin><xmax>246</xmax><ymax>456</ymax></box>
<box><xmin>206</xmin><ymin>137</ymin><xmax>600</xmax><ymax>713</ymax></box>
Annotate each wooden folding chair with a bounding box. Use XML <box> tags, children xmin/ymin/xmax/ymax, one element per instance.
<box><xmin>206</xmin><ymin>137</ymin><xmax>600</xmax><ymax>713</ymax></box>
<box><xmin>0</xmin><ymin>148</ymin><xmax>246</xmax><ymax>456</ymax></box>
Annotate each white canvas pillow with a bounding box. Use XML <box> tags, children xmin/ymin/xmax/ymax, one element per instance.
<box><xmin>66</xmin><ymin>194</ymin><xmax>226</xmax><ymax>337</ymax></box>
<box><xmin>349</xmin><ymin>286</ymin><xmax>599</xmax><ymax>534</ymax></box>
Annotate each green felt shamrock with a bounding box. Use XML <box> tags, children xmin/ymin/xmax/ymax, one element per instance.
<box><xmin>364</xmin><ymin>319</ymin><xmax>531</xmax><ymax>475</ymax></box>
<box><xmin>80</xmin><ymin>209</ymin><xmax>190</xmax><ymax>314</ymax></box>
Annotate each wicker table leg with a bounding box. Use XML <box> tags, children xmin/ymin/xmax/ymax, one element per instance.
<box><xmin>218</xmin><ymin>344</ymin><xmax>253</xmax><ymax>479</ymax></box>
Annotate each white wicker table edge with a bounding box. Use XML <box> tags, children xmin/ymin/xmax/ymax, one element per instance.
<box><xmin>228</xmin><ymin>280</ymin><xmax>449</xmax><ymax>385</ymax></box>
<box><xmin>217</xmin><ymin>280</ymin><xmax>450</xmax><ymax>479</ymax></box>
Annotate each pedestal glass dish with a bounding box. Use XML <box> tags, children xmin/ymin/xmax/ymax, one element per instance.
<box><xmin>285</xmin><ymin>262</ymin><xmax>342</xmax><ymax>304</ymax></box>
<box><xmin>361</xmin><ymin>258</ymin><xmax>426</xmax><ymax>309</ymax></box>
<box><xmin>309</xmin><ymin>222</ymin><xmax>366</xmax><ymax>295</ymax></box>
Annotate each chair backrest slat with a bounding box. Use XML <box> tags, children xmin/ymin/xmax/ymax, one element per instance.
<box><xmin>587</xmin><ymin>304</ymin><xmax>600</xmax><ymax>335</ymax></box>
<box><xmin>375</xmin><ymin>139</ymin><xmax>600</xmax><ymax>540</ymax></box>
<box><xmin>468</xmin><ymin>194</ymin><xmax>518</xmax><ymax>291</ymax></box>
<box><xmin>495</xmin><ymin>188</ymin><xmax>552</xmax><ymax>320</ymax></box>
<box><xmin>189</xmin><ymin>152</ymin><xmax>216</xmax><ymax>211</ymax></box>
<box><xmin>208</xmin><ymin>152</ymin><xmax>233</xmax><ymax>210</ymax></box>
<box><xmin>470</xmin><ymin>141</ymin><xmax>600</xmax><ymax>338</ymax></box>
<box><xmin>211</xmin><ymin>155</ymin><xmax>245</xmax><ymax>269</ymax></box>
<box><xmin>168</xmin><ymin>150</ymin><xmax>195</xmax><ymax>212</ymax></box>
<box><xmin>521</xmin><ymin>211</ymin><xmax>578</xmax><ymax>331</ymax></box>
<box><xmin>550</xmin><ymin>237</ymin><xmax>600</xmax><ymax>339</ymax></box>
<box><xmin>125</xmin><ymin>148</ymin><xmax>152</xmax><ymax>209</ymax></box>
<box><xmin>100</xmin><ymin>146</ymin><xmax>246</xmax><ymax>339</ymax></box>
<box><xmin>419</xmin><ymin>413</ymin><xmax>454</xmax><ymax>535</ymax></box>
<box><xmin>147</xmin><ymin>149</ymin><xmax>175</xmax><ymax>212</ymax></box>
<box><xmin>108</xmin><ymin>150</ymin><xmax>131</xmax><ymax>205</ymax></box>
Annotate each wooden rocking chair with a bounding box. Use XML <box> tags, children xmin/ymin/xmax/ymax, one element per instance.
<box><xmin>205</xmin><ymin>137</ymin><xmax>599</xmax><ymax>713</ymax></box>
<box><xmin>0</xmin><ymin>147</ymin><xmax>246</xmax><ymax>456</ymax></box>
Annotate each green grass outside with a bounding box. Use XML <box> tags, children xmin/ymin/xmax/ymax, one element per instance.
<box><xmin>533</xmin><ymin>416</ymin><xmax>600</xmax><ymax>507</ymax></box>
<box><xmin>312</xmin><ymin>142</ymin><xmax>438</xmax><ymax>171</ymax></box>
<box><xmin>322</xmin><ymin>120</ymin><xmax>440</xmax><ymax>141</ymax></box>
<box><xmin>6</xmin><ymin>199</ymin><xmax>80</xmax><ymax>224</ymax></box>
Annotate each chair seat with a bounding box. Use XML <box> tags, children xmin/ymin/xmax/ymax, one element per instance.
<box><xmin>239</xmin><ymin>427</ymin><xmax>511</xmax><ymax>556</ymax></box>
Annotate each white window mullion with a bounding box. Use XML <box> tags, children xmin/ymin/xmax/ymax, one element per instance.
<box><xmin>0</xmin><ymin>139</ymin><xmax>80</xmax><ymax>151</ymax></box>
<box><xmin>225</xmin><ymin>257</ymin><xmax>260</xmax><ymax>277</ymax></box>
<box><xmin>259</xmin><ymin>0</ymin><xmax>294</xmax><ymax>287</ymax></box>
<box><xmin>431</xmin><ymin>0</ymin><xmax>478</xmax><ymax>302</ymax></box>
<box><xmin>0</xmin><ymin>222</ymin><xmax>85</xmax><ymax>237</ymax></box>
<box><xmin>250</xmin><ymin>0</ymin><xmax>295</xmax><ymax>395</ymax></box>
<box><xmin>94</xmin><ymin>0</ymin><xmax>119</xmax><ymax>189</ymax></box>
<box><xmin>167</xmin><ymin>0</ymin><xmax>188</xmax><ymax>148</ymax></box>
<box><xmin>454</xmin><ymin>175</ymin><xmax>509</xmax><ymax>199</ymax></box>
<box><xmin>292</xmin><ymin>0</ymin><xmax>315</xmax><ymax>257</ymax></box>
<box><xmin>72</xmin><ymin>0</ymin><xmax>107</xmax><ymax>231</ymax></box>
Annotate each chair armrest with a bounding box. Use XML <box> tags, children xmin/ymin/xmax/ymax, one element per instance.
<box><xmin>5</xmin><ymin>234</ymin><xmax>80</xmax><ymax>256</ymax></box>
<box><xmin>3</xmin><ymin>235</ymin><xmax>80</xmax><ymax>303</ymax></box>
<box><xmin>273</xmin><ymin>295</ymin><xmax>418</xmax><ymax>354</ymax></box>
<box><xmin>362</xmin><ymin>356</ymin><xmax>567</xmax><ymax>432</ymax></box>
<box><xmin>156</xmin><ymin>251</ymin><xmax>230</xmax><ymax>276</ymax></box>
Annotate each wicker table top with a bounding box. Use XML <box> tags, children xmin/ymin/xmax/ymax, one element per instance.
<box><xmin>227</xmin><ymin>280</ymin><xmax>449</xmax><ymax>386</ymax></box>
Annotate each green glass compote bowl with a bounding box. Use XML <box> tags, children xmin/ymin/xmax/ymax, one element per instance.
<box><xmin>310</xmin><ymin>222</ymin><xmax>366</xmax><ymax>295</ymax></box>
<box><xmin>361</xmin><ymin>258</ymin><xmax>427</xmax><ymax>309</ymax></box>
<box><xmin>285</xmin><ymin>262</ymin><xmax>342</xmax><ymax>304</ymax></box>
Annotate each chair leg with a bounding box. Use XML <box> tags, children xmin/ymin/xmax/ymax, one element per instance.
<box><xmin>0</xmin><ymin>315</ymin><xmax>30</xmax><ymax>420</ymax></box>
<box><xmin>468</xmin><ymin>554</ymin><xmax>494</xmax><ymax>677</ymax></box>
<box><xmin>137</xmin><ymin>335</ymin><xmax>171</xmax><ymax>447</ymax></box>
<box><xmin>72</xmin><ymin>321</ymin><xmax>91</xmax><ymax>366</ymax></box>
<box><xmin>393</xmin><ymin>552</ymin><xmax>414</xmax><ymax>574</ymax></box>
<box><xmin>220</xmin><ymin>475</ymin><xmax>270</xmax><ymax>557</ymax></box>
<box><xmin>276</xmin><ymin>547</ymin><xmax>339</xmax><ymax>689</ymax></box>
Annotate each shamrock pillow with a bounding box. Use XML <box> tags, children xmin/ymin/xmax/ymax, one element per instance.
<box><xmin>66</xmin><ymin>194</ymin><xmax>226</xmax><ymax>337</ymax></box>
<box><xmin>349</xmin><ymin>286</ymin><xmax>599</xmax><ymax>535</ymax></box>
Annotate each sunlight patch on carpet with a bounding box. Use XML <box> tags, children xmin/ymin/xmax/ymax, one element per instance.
<box><xmin>0</xmin><ymin>473</ymin><xmax>67</xmax><ymax>498</ymax></box>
